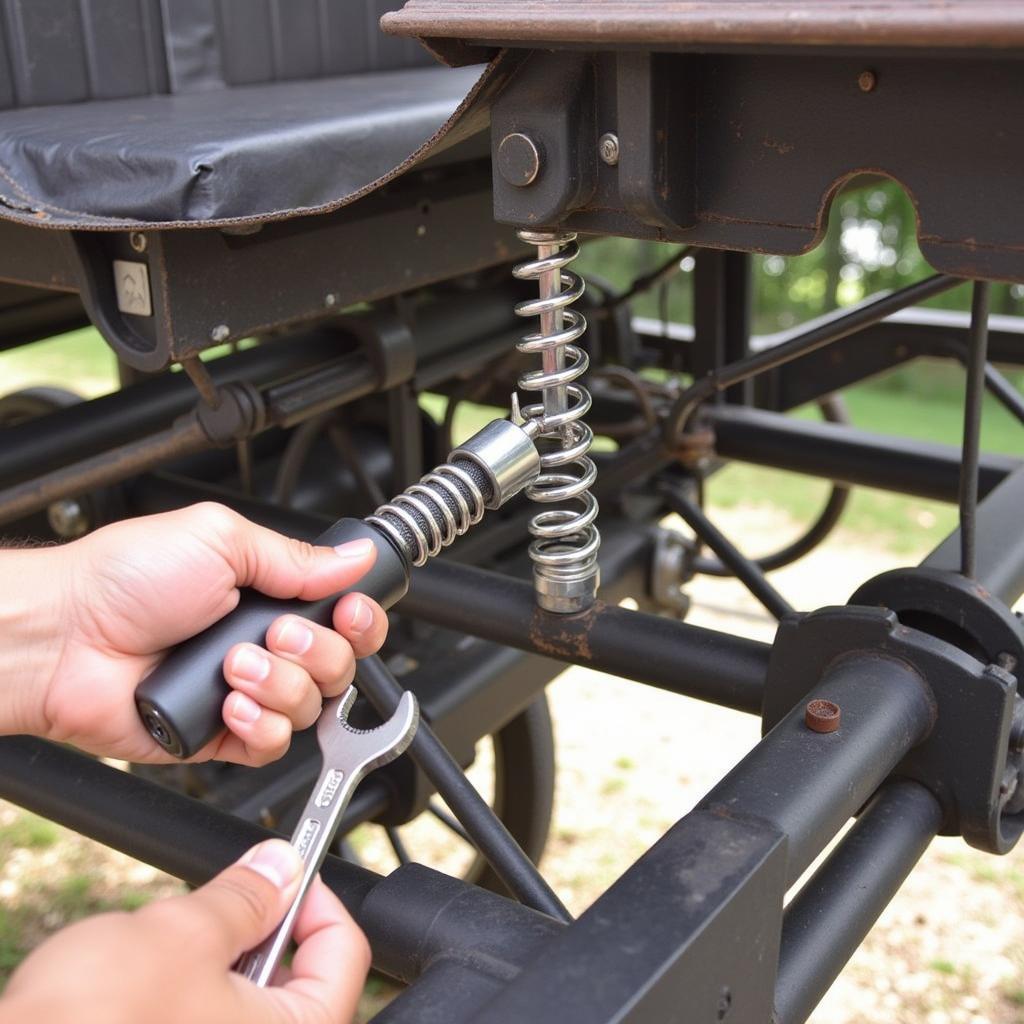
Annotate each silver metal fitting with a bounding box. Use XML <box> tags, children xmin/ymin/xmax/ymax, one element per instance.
<box><xmin>451</xmin><ymin>418</ymin><xmax>541</xmax><ymax>509</ymax></box>
<box><xmin>598</xmin><ymin>132</ymin><xmax>620</xmax><ymax>166</ymax></box>
<box><xmin>367</xmin><ymin>418</ymin><xmax>542</xmax><ymax>568</ymax></box>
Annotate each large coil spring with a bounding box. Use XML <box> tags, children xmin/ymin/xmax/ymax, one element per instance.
<box><xmin>366</xmin><ymin>461</ymin><xmax>489</xmax><ymax>567</ymax></box>
<box><xmin>513</xmin><ymin>230</ymin><xmax>600</xmax><ymax>603</ymax></box>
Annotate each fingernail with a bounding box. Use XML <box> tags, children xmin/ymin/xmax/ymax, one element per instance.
<box><xmin>348</xmin><ymin>597</ymin><xmax>373</xmax><ymax>634</ymax></box>
<box><xmin>276</xmin><ymin>619</ymin><xmax>313</xmax><ymax>656</ymax></box>
<box><xmin>334</xmin><ymin>538</ymin><xmax>374</xmax><ymax>560</ymax></box>
<box><xmin>232</xmin><ymin>647</ymin><xmax>270</xmax><ymax>683</ymax></box>
<box><xmin>240</xmin><ymin>839</ymin><xmax>301</xmax><ymax>889</ymax></box>
<box><xmin>230</xmin><ymin>692</ymin><xmax>262</xmax><ymax>724</ymax></box>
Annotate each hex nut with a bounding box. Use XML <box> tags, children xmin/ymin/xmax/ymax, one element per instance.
<box><xmin>598</xmin><ymin>132</ymin><xmax>620</xmax><ymax>166</ymax></box>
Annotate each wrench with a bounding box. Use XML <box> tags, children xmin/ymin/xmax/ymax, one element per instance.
<box><xmin>235</xmin><ymin>685</ymin><xmax>419</xmax><ymax>986</ymax></box>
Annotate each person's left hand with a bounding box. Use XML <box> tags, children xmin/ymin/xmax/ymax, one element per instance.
<box><xmin>0</xmin><ymin>839</ymin><xmax>370</xmax><ymax>1024</ymax></box>
<box><xmin>1</xmin><ymin>503</ymin><xmax>389</xmax><ymax>765</ymax></box>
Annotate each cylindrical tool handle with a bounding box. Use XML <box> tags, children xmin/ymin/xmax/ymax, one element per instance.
<box><xmin>134</xmin><ymin>519</ymin><xmax>409</xmax><ymax>759</ymax></box>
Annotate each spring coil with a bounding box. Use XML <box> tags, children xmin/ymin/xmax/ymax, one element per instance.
<box><xmin>366</xmin><ymin>462</ymin><xmax>487</xmax><ymax>567</ymax></box>
<box><xmin>513</xmin><ymin>230</ymin><xmax>600</xmax><ymax>606</ymax></box>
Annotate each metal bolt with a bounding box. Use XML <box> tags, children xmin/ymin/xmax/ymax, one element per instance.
<box><xmin>497</xmin><ymin>132</ymin><xmax>541</xmax><ymax>187</ymax></box>
<box><xmin>129</xmin><ymin>231</ymin><xmax>147</xmax><ymax>253</ymax></box>
<box><xmin>416</xmin><ymin>224</ymin><xmax>427</xmax><ymax>237</ymax></box>
<box><xmin>805</xmin><ymin>699</ymin><xmax>841</xmax><ymax>733</ymax></box>
<box><xmin>598</xmin><ymin>132</ymin><xmax>620</xmax><ymax>166</ymax></box>
<box><xmin>858</xmin><ymin>70</ymin><xmax>877</xmax><ymax>93</ymax></box>
<box><xmin>324</xmin><ymin>293</ymin><xmax>338</xmax><ymax>308</ymax></box>
<box><xmin>47</xmin><ymin>498</ymin><xmax>89</xmax><ymax>538</ymax></box>
<box><xmin>210</xmin><ymin>324</ymin><xmax>230</xmax><ymax>343</ymax></box>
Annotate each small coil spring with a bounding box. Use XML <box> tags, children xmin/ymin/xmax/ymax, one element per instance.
<box><xmin>366</xmin><ymin>461</ymin><xmax>489</xmax><ymax>567</ymax></box>
<box><xmin>513</xmin><ymin>230</ymin><xmax>600</xmax><ymax>607</ymax></box>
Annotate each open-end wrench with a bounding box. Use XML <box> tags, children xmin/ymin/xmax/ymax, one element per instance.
<box><xmin>235</xmin><ymin>685</ymin><xmax>419</xmax><ymax>986</ymax></box>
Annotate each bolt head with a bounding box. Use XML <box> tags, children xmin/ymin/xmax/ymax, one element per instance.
<box><xmin>805</xmin><ymin>699</ymin><xmax>841</xmax><ymax>733</ymax></box>
<box><xmin>497</xmin><ymin>132</ymin><xmax>540</xmax><ymax>187</ymax></box>
<box><xmin>324</xmin><ymin>293</ymin><xmax>338</xmax><ymax>308</ymax></box>
<box><xmin>858</xmin><ymin>70</ymin><xmax>877</xmax><ymax>92</ymax></box>
<box><xmin>599</xmin><ymin>132</ymin><xmax>620</xmax><ymax>166</ymax></box>
<box><xmin>129</xmin><ymin>231</ymin><xmax>147</xmax><ymax>253</ymax></box>
<box><xmin>210</xmin><ymin>324</ymin><xmax>230</xmax><ymax>343</ymax></box>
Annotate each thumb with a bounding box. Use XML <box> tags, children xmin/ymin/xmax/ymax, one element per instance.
<box><xmin>213</xmin><ymin>509</ymin><xmax>378</xmax><ymax>601</ymax></box>
<box><xmin>173</xmin><ymin>839</ymin><xmax>303</xmax><ymax>964</ymax></box>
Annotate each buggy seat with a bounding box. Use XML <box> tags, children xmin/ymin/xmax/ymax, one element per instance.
<box><xmin>0</xmin><ymin>1</ymin><xmax>485</xmax><ymax>229</ymax></box>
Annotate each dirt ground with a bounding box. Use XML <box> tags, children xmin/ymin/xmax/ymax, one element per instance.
<box><xmin>0</xmin><ymin>503</ymin><xmax>1021</xmax><ymax>1022</ymax></box>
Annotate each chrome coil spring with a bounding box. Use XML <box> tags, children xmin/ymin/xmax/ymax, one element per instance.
<box><xmin>366</xmin><ymin>461</ymin><xmax>488</xmax><ymax>567</ymax></box>
<box><xmin>512</xmin><ymin>229</ymin><xmax>600</xmax><ymax>611</ymax></box>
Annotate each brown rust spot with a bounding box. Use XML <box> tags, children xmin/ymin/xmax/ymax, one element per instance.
<box><xmin>528</xmin><ymin>601</ymin><xmax>603</xmax><ymax>662</ymax></box>
<box><xmin>762</xmin><ymin>136</ymin><xmax>794</xmax><ymax>156</ymax></box>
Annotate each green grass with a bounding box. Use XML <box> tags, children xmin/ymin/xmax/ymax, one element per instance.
<box><xmin>0</xmin><ymin>813</ymin><xmax>59</xmax><ymax>852</ymax></box>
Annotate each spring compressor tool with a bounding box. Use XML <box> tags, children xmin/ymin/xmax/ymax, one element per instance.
<box><xmin>134</xmin><ymin>416</ymin><xmax>543</xmax><ymax>758</ymax></box>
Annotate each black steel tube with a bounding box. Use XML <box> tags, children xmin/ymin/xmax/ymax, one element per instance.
<box><xmin>0</xmin><ymin>735</ymin><xmax>560</xmax><ymax>988</ymax></box>
<box><xmin>0</xmin><ymin>415</ymin><xmax>211</xmax><ymax>527</ymax></box>
<box><xmin>402</xmin><ymin>560</ymin><xmax>769</xmax><ymax>715</ymax></box>
<box><xmin>775</xmin><ymin>779</ymin><xmax>943</xmax><ymax>1024</ymax></box>
<box><xmin>701</xmin><ymin>655</ymin><xmax>935</xmax><ymax>886</ymax></box>
<box><xmin>710</xmin><ymin>405</ymin><xmax>1020</xmax><ymax>503</ymax></box>
<box><xmin>0</xmin><ymin>735</ymin><xmax>380</xmax><ymax>916</ymax></box>
<box><xmin>664</xmin><ymin>487</ymin><xmax>794</xmax><ymax>619</ymax></box>
<box><xmin>0</xmin><ymin>353</ymin><xmax>383</xmax><ymax>528</ymax></box>
<box><xmin>924</xmin><ymin>466</ymin><xmax>1024</xmax><ymax>607</ymax></box>
<box><xmin>355</xmin><ymin>654</ymin><xmax>572</xmax><ymax>923</ymax></box>
<box><xmin>665</xmin><ymin>274</ymin><xmax>961</xmax><ymax>440</ymax></box>
<box><xmin>0</xmin><ymin>332</ymin><xmax>341</xmax><ymax>486</ymax></box>
<box><xmin>958</xmin><ymin>282</ymin><xmax>992</xmax><ymax>579</ymax></box>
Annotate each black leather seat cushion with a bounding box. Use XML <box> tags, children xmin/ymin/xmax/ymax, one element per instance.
<box><xmin>0</xmin><ymin>63</ymin><xmax>481</xmax><ymax>228</ymax></box>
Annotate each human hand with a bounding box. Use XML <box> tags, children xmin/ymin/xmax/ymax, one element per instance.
<box><xmin>2</xmin><ymin>502</ymin><xmax>388</xmax><ymax>764</ymax></box>
<box><xmin>0</xmin><ymin>838</ymin><xmax>370</xmax><ymax>1024</ymax></box>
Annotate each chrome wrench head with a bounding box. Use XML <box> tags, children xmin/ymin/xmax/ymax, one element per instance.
<box><xmin>317</xmin><ymin>684</ymin><xmax>419</xmax><ymax>775</ymax></box>
<box><xmin>235</xmin><ymin>684</ymin><xmax>419</xmax><ymax>987</ymax></box>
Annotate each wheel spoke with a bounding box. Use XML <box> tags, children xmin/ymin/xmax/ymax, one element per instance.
<box><xmin>386</xmin><ymin>826</ymin><xmax>412</xmax><ymax>866</ymax></box>
<box><xmin>428</xmin><ymin>801</ymin><xmax>474</xmax><ymax>846</ymax></box>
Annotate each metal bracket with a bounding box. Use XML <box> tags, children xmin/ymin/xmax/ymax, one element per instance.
<box><xmin>764</xmin><ymin>605</ymin><xmax>1024</xmax><ymax>854</ymax></box>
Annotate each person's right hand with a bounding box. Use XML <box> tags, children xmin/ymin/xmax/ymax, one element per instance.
<box><xmin>0</xmin><ymin>839</ymin><xmax>370</xmax><ymax>1024</ymax></box>
<box><xmin>0</xmin><ymin>502</ymin><xmax>389</xmax><ymax>766</ymax></box>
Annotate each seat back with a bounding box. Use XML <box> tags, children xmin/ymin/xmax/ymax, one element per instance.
<box><xmin>0</xmin><ymin>0</ymin><xmax>427</xmax><ymax>109</ymax></box>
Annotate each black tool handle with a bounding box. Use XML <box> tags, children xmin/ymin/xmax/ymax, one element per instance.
<box><xmin>134</xmin><ymin>519</ymin><xmax>409</xmax><ymax>759</ymax></box>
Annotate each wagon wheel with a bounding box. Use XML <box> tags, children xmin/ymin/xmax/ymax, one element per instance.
<box><xmin>0</xmin><ymin>386</ymin><xmax>97</xmax><ymax>538</ymax></box>
<box><xmin>342</xmin><ymin>693</ymin><xmax>555</xmax><ymax>891</ymax></box>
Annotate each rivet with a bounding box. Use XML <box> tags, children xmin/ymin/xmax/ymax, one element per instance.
<box><xmin>805</xmin><ymin>699</ymin><xmax>841</xmax><ymax>733</ymax></box>
<box><xmin>858</xmin><ymin>70</ymin><xmax>877</xmax><ymax>93</ymax></box>
<box><xmin>210</xmin><ymin>324</ymin><xmax>230</xmax><ymax>343</ymax></box>
<box><xmin>599</xmin><ymin>132</ymin><xmax>620</xmax><ymax>166</ymax></box>
<box><xmin>497</xmin><ymin>132</ymin><xmax>541</xmax><ymax>187</ymax></box>
<box><xmin>129</xmin><ymin>231</ymin><xmax>147</xmax><ymax>253</ymax></box>
<box><xmin>324</xmin><ymin>293</ymin><xmax>338</xmax><ymax>308</ymax></box>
